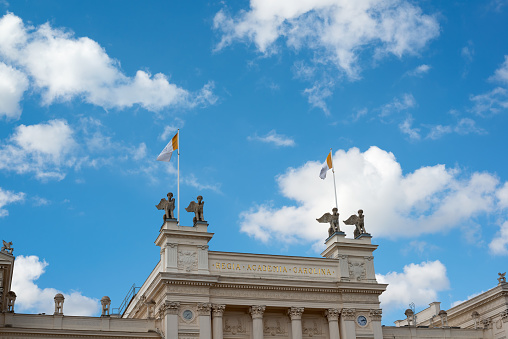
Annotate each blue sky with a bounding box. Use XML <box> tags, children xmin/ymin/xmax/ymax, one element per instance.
<box><xmin>1</xmin><ymin>0</ymin><xmax>508</xmax><ymax>325</ymax></box>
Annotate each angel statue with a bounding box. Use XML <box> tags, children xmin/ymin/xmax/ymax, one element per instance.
<box><xmin>1</xmin><ymin>240</ymin><xmax>13</xmax><ymax>254</ymax></box>
<box><xmin>499</xmin><ymin>272</ymin><xmax>506</xmax><ymax>284</ymax></box>
<box><xmin>317</xmin><ymin>208</ymin><xmax>341</xmax><ymax>237</ymax></box>
<box><xmin>185</xmin><ymin>195</ymin><xmax>205</xmax><ymax>225</ymax></box>
<box><xmin>343</xmin><ymin>209</ymin><xmax>367</xmax><ymax>239</ymax></box>
<box><xmin>155</xmin><ymin>193</ymin><xmax>176</xmax><ymax>222</ymax></box>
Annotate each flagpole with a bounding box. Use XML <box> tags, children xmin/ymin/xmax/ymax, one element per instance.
<box><xmin>177</xmin><ymin>129</ymin><xmax>180</xmax><ymax>225</ymax></box>
<box><xmin>330</xmin><ymin>148</ymin><xmax>338</xmax><ymax>210</ymax></box>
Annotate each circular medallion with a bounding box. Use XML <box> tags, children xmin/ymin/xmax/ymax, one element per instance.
<box><xmin>182</xmin><ymin>309</ymin><xmax>193</xmax><ymax>320</ymax></box>
<box><xmin>357</xmin><ymin>315</ymin><xmax>367</xmax><ymax>326</ymax></box>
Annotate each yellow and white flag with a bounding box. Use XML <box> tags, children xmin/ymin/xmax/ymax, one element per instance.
<box><xmin>157</xmin><ymin>132</ymin><xmax>178</xmax><ymax>162</ymax></box>
<box><xmin>319</xmin><ymin>151</ymin><xmax>332</xmax><ymax>179</ymax></box>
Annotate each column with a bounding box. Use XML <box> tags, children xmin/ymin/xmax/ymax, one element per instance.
<box><xmin>288</xmin><ymin>307</ymin><xmax>304</xmax><ymax>339</ymax></box>
<box><xmin>164</xmin><ymin>301</ymin><xmax>180</xmax><ymax>339</ymax></box>
<box><xmin>212</xmin><ymin>304</ymin><xmax>226</xmax><ymax>339</ymax></box>
<box><xmin>250</xmin><ymin>305</ymin><xmax>266</xmax><ymax>339</ymax></box>
<box><xmin>165</xmin><ymin>243</ymin><xmax>178</xmax><ymax>272</ymax></box>
<box><xmin>197</xmin><ymin>303</ymin><xmax>212</xmax><ymax>339</ymax></box>
<box><xmin>198</xmin><ymin>245</ymin><xmax>209</xmax><ymax>274</ymax></box>
<box><xmin>325</xmin><ymin>309</ymin><xmax>340</xmax><ymax>339</ymax></box>
<box><xmin>339</xmin><ymin>309</ymin><xmax>356</xmax><ymax>339</ymax></box>
<box><xmin>369</xmin><ymin>309</ymin><xmax>383</xmax><ymax>339</ymax></box>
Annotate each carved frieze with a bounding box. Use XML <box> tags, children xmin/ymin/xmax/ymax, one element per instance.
<box><xmin>369</xmin><ymin>309</ymin><xmax>382</xmax><ymax>321</ymax></box>
<box><xmin>264</xmin><ymin>318</ymin><xmax>288</xmax><ymax>336</ymax></box>
<box><xmin>211</xmin><ymin>288</ymin><xmax>340</xmax><ymax>302</ymax></box>
<box><xmin>342</xmin><ymin>308</ymin><xmax>356</xmax><ymax>321</ymax></box>
<box><xmin>288</xmin><ymin>307</ymin><xmax>304</xmax><ymax>320</ymax></box>
<box><xmin>325</xmin><ymin>309</ymin><xmax>340</xmax><ymax>322</ymax></box>
<box><xmin>224</xmin><ymin>316</ymin><xmax>247</xmax><ymax>335</ymax></box>
<box><xmin>302</xmin><ymin>319</ymin><xmax>323</xmax><ymax>337</ymax></box>
<box><xmin>348</xmin><ymin>260</ymin><xmax>366</xmax><ymax>281</ymax></box>
<box><xmin>342</xmin><ymin>293</ymin><xmax>379</xmax><ymax>303</ymax></box>
<box><xmin>178</xmin><ymin>250</ymin><xmax>198</xmax><ymax>272</ymax></box>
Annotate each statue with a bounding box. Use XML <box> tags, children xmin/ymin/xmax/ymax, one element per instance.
<box><xmin>156</xmin><ymin>193</ymin><xmax>176</xmax><ymax>221</ymax></box>
<box><xmin>185</xmin><ymin>195</ymin><xmax>205</xmax><ymax>224</ymax></box>
<box><xmin>343</xmin><ymin>209</ymin><xmax>367</xmax><ymax>239</ymax></box>
<box><xmin>1</xmin><ymin>240</ymin><xmax>13</xmax><ymax>255</ymax></box>
<box><xmin>499</xmin><ymin>272</ymin><xmax>506</xmax><ymax>284</ymax></box>
<box><xmin>317</xmin><ymin>208</ymin><xmax>341</xmax><ymax>236</ymax></box>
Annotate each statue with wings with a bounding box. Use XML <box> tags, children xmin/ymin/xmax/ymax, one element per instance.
<box><xmin>499</xmin><ymin>272</ymin><xmax>506</xmax><ymax>284</ymax></box>
<box><xmin>1</xmin><ymin>240</ymin><xmax>13</xmax><ymax>254</ymax></box>
<box><xmin>185</xmin><ymin>195</ymin><xmax>205</xmax><ymax>225</ymax></box>
<box><xmin>343</xmin><ymin>209</ymin><xmax>366</xmax><ymax>239</ymax></box>
<box><xmin>155</xmin><ymin>192</ymin><xmax>176</xmax><ymax>222</ymax></box>
<box><xmin>317</xmin><ymin>207</ymin><xmax>341</xmax><ymax>236</ymax></box>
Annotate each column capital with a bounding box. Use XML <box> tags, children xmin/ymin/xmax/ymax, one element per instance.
<box><xmin>288</xmin><ymin>307</ymin><xmax>304</xmax><ymax>320</ymax></box>
<box><xmin>250</xmin><ymin>305</ymin><xmax>266</xmax><ymax>319</ymax></box>
<box><xmin>212</xmin><ymin>304</ymin><xmax>226</xmax><ymax>317</ymax></box>
<box><xmin>369</xmin><ymin>309</ymin><xmax>382</xmax><ymax>321</ymax></box>
<box><xmin>341</xmin><ymin>308</ymin><xmax>356</xmax><ymax>321</ymax></box>
<box><xmin>163</xmin><ymin>301</ymin><xmax>180</xmax><ymax>315</ymax></box>
<box><xmin>325</xmin><ymin>308</ymin><xmax>340</xmax><ymax>321</ymax></box>
<box><xmin>197</xmin><ymin>302</ymin><xmax>212</xmax><ymax>315</ymax></box>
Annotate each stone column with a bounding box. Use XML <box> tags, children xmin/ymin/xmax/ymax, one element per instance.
<box><xmin>197</xmin><ymin>303</ymin><xmax>212</xmax><ymax>339</ymax></box>
<box><xmin>288</xmin><ymin>307</ymin><xmax>304</xmax><ymax>339</ymax></box>
<box><xmin>325</xmin><ymin>309</ymin><xmax>340</xmax><ymax>339</ymax></box>
<box><xmin>164</xmin><ymin>301</ymin><xmax>180</xmax><ymax>339</ymax></box>
<box><xmin>165</xmin><ymin>243</ymin><xmax>178</xmax><ymax>272</ymax></box>
<box><xmin>250</xmin><ymin>305</ymin><xmax>266</xmax><ymax>339</ymax></box>
<box><xmin>198</xmin><ymin>245</ymin><xmax>209</xmax><ymax>274</ymax></box>
<box><xmin>369</xmin><ymin>309</ymin><xmax>383</xmax><ymax>339</ymax></box>
<box><xmin>339</xmin><ymin>309</ymin><xmax>356</xmax><ymax>339</ymax></box>
<box><xmin>212</xmin><ymin>304</ymin><xmax>226</xmax><ymax>339</ymax></box>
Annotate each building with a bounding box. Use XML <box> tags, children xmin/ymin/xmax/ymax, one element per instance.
<box><xmin>0</xmin><ymin>201</ymin><xmax>507</xmax><ymax>339</ymax></box>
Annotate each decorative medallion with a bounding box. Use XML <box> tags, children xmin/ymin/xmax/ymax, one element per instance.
<box><xmin>357</xmin><ymin>315</ymin><xmax>367</xmax><ymax>327</ymax></box>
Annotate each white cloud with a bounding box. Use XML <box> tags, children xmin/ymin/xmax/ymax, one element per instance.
<box><xmin>0</xmin><ymin>119</ymin><xmax>76</xmax><ymax>180</ymax></box>
<box><xmin>376</xmin><ymin>260</ymin><xmax>449</xmax><ymax>311</ymax></box>
<box><xmin>451</xmin><ymin>291</ymin><xmax>484</xmax><ymax>308</ymax></box>
<box><xmin>239</xmin><ymin>147</ymin><xmax>507</xmax><ymax>245</ymax></box>
<box><xmin>406</xmin><ymin>64</ymin><xmax>431</xmax><ymax>77</ymax></box>
<box><xmin>214</xmin><ymin>0</ymin><xmax>439</xmax><ymax>78</ymax></box>
<box><xmin>380</xmin><ymin>93</ymin><xmax>415</xmax><ymax>117</ymax></box>
<box><xmin>490</xmin><ymin>56</ymin><xmax>508</xmax><ymax>84</ymax></box>
<box><xmin>0</xmin><ymin>13</ymin><xmax>215</xmax><ymax>117</ymax></box>
<box><xmin>248</xmin><ymin>130</ymin><xmax>295</xmax><ymax>147</ymax></box>
<box><xmin>489</xmin><ymin>221</ymin><xmax>508</xmax><ymax>255</ymax></box>
<box><xmin>303</xmin><ymin>81</ymin><xmax>334</xmax><ymax>114</ymax></box>
<box><xmin>0</xmin><ymin>187</ymin><xmax>25</xmax><ymax>217</ymax></box>
<box><xmin>0</xmin><ymin>62</ymin><xmax>28</xmax><ymax>119</ymax></box>
<box><xmin>497</xmin><ymin>182</ymin><xmax>508</xmax><ymax>208</ymax></box>
<box><xmin>399</xmin><ymin>115</ymin><xmax>420</xmax><ymax>140</ymax></box>
<box><xmin>12</xmin><ymin>255</ymin><xmax>99</xmax><ymax>316</ymax></box>
<box><xmin>470</xmin><ymin>55</ymin><xmax>508</xmax><ymax>115</ymax></box>
<box><xmin>426</xmin><ymin>118</ymin><xmax>485</xmax><ymax>140</ymax></box>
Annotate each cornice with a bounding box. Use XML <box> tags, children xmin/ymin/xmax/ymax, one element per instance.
<box><xmin>0</xmin><ymin>328</ymin><xmax>160</xmax><ymax>338</ymax></box>
<box><xmin>447</xmin><ymin>291</ymin><xmax>508</xmax><ymax>321</ymax></box>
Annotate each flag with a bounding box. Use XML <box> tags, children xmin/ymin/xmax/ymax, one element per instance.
<box><xmin>157</xmin><ymin>132</ymin><xmax>178</xmax><ymax>162</ymax></box>
<box><xmin>319</xmin><ymin>151</ymin><xmax>332</xmax><ymax>179</ymax></box>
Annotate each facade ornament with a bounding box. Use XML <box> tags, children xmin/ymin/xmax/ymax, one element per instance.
<box><xmin>1</xmin><ymin>240</ymin><xmax>13</xmax><ymax>255</ymax></box>
<box><xmin>250</xmin><ymin>305</ymin><xmax>266</xmax><ymax>319</ymax></box>
<box><xmin>348</xmin><ymin>260</ymin><xmax>366</xmax><ymax>281</ymax></box>
<box><xmin>185</xmin><ymin>195</ymin><xmax>205</xmax><ymax>225</ymax></box>
<box><xmin>481</xmin><ymin>318</ymin><xmax>492</xmax><ymax>329</ymax></box>
<box><xmin>101</xmin><ymin>296</ymin><xmax>111</xmax><ymax>317</ymax></box>
<box><xmin>341</xmin><ymin>308</ymin><xmax>356</xmax><ymax>321</ymax></box>
<box><xmin>163</xmin><ymin>301</ymin><xmax>180</xmax><ymax>315</ymax></box>
<box><xmin>405</xmin><ymin>309</ymin><xmax>415</xmax><ymax>326</ymax></box>
<box><xmin>288</xmin><ymin>307</ymin><xmax>304</xmax><ymax>320</ymax></box>
<box><xmin>156</xmin><ymin>193</ymin><xmax>176</xmax><ymax>221</ymax></box>
<box><xmin>197</xmin><ymin>303</ymin><xmax>212</xmax><ymax>315</ymax></box>
<box><xmin>6</xmin><ymin>291</ymin><xmax>16</xmax><ymax>312</ymax></box>
<box><xmin>369</xmin><ymin>309</ymin><xmax>382</xmax><ymax>321</ymax></box>
<box><xmin>438</xmin><ymin>310</ymin><xmax>448</xmax><ymax>327</ymax></box>
<box><xmin>212</xmin><ymin>304</ymin><xmax>225</xmax><ymax>316</ymax></box>
<box><xmin>302</xmin><ymin>320</ymin><xmax>321</xmax><ymax>337</ymax></box>
<box><xmin>343</xmin><ymin>209</ymin><xmax>368</xmax><ymax>239</ymax></box>
<box><xmin>264</xmin><ymin>319</ymin><xmax>287</xmax><ymax>336</ymax></box>
<box><xmin>500</xmin><ymin>310</ymin><xmax>508</xmax><ymax>323</ymax></box>
<box><xmin>325</xmin><ymin>308</ymin><xmax>340</xmax><ymax>321</ymax></box>
<box><xmin>224</xmin><ymin>318</ymin><xmax>246</xmax><ymax>334</ymax></box>
<box><xmin>498</xmin><ymin>272</ymin><xmax>506</xmax><ymax>284</ymax></box>
<box><xmin>178</xmin><ymin>250</ymin><xmax>197</xmax><ymax>272</ymax></box>
<box><xmin>317</xmin><ymin>208</ymin><xmax>341</xmax><ymax>236</ymax></box>
<box><xmin>146</xmin><ymin>300</ymin><xmax>156</xmax><ymax>319</ymax></box>
<box><xmin>471</xmin><ymin>311</ymin><xmax>480</xmax><ymax>329</ymax></box>
<box><xmin>54</xmin><ymin>293</ymin><xmax>65</xmax><ymax>315</ymax></box>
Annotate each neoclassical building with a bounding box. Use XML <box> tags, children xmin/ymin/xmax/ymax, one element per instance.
<box><xmin>0</xmin><ymin>203</ymin><xmax>507</xmax><ymax>339</ymax></box>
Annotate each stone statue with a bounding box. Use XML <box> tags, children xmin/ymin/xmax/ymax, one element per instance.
<box><xmin>156</xmin><ymin>193</ymin><xmax>176</xmax><ymax>221</ymax></box>
<box><xmin>499</xmin><ymin>272</ymin><xmax>506</xmax><ymax>284</ymax></box>
<box><xmin>185</xmin><ymin>195</ymin><xmax>205</xmax><ymax>224</ymax></box>
<box><xmin>1</xmin><ymin>240</ymin><xmax>13</xmax><ymax>255</ymax></box>
<box><xmin>317</xmin><ymin>208</ymin><xmax>341</xmax><ymax>236</ymax></box>
<box><xmin>343</xmin><ymin>209</ymin><xmax>367</xmax><ymax>239</ymax></box>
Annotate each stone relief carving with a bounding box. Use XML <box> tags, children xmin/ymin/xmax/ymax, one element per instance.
<box><xmin>288</xmin><ymin>307</ymin><xmax>304</xmax><ymax>319</ymax></box>
<box><xmin>250</xmin><ymin>305</ymin><xmax>266</xmax><ymax>319</ymax></box>
<box><xmin>224</xmin><ymin>317</ymin><xmax>247</xmax><ymax>335</ymax></box>
<box><xmin>212</xmin><ymin>304</ymin><xmax>225</xmax><ymax>316</ymax></box>
<box><xmin>325</xmin><ymin>309</ymin><xmax>340</xmax><ymax>321</ymax></box>
<box><xmin>197</xmin><ymin>303</ymin><xmax>212</xmax><ymax>315</ymax></box>
<box><xmin>302</xmin><ymin>319</ymin><xmax>322</xmax><ymax>337</ymax></box>
<box><xmin>163</xmin><ymin>301</ymin><xmax>180</xmax><ymax>316</ymax></box>
<box><xmin>501</xmin><ymin>309</ymin><xmax>508</xmax><ymax>323</ymax></box>
<box><xmin>178</xmin><ymin>250</ymin><xmax>198</xmax><ymax>272</ymax></box>
<box><xmin>211</xmin><ymin>288</ymin><xmax>340</xmax><ymax>302</ymax></box>
<box><xmin>341</xmin><ymin>308</ymin><xmax>356</xmax><ymax>321</ymax></box>
<box><xmin>264</xmin><ymin>318</ymin><xmax>288</xmax><ymax>336</ymax></box>
<box><xmin>348</xmin><ymin>260</ymin><xmax>366</xmax><ymax>281</ymax></box>
<box><xmin>481</xmin><ymin>318</ymin><xmax>492</xmax><ymax>329</ymax></box>
<box><xmin>369</xmin><ymin>309</ymin><xmax>382</xmax><ymax>321</ymax></box>
<box><xmin>342</xmin><ymin>293</ymin><xmax>378</xmax><ymax>303</ymax></box>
